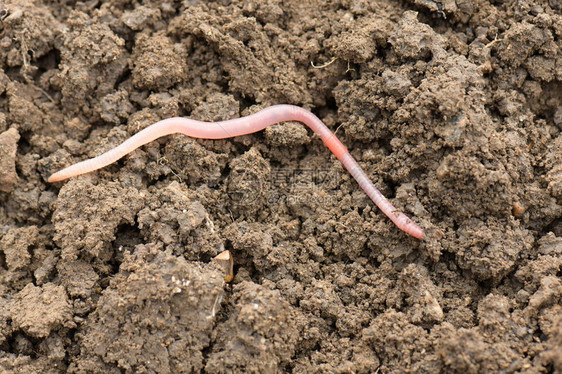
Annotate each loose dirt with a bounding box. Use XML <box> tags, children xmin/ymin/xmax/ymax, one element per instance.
<box><xmin>0</xmin><ymin>0</ymin><xmax>561</xmax><ymax>373</ymax></box>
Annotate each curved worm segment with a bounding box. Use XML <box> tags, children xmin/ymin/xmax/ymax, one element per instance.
<box><xmin>48</xmin><ymin>105</ymin><xmax>424</xmax><ymax>239</ymax></box>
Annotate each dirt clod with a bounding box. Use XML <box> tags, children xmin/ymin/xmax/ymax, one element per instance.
<box><xmin>0</xmin><ymin>127</ymin><xmax>19</xmax><ymax>192</ymax></box>
<box><xmin>9</xmin><ymin>283</ymin><xmax>75</xmax><ymax>338</ymax></box>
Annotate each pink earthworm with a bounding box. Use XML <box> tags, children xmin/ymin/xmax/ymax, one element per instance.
<box><xmin>48</xmin><ymin>105</ymin><xmax>424</xmax><ymax>239</ymax></box>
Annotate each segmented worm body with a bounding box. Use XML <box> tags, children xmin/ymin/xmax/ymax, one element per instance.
<box><xmin>49</xmin><ymin>105</ymin><xmax>424</xmax><ymax>239</ymax></box>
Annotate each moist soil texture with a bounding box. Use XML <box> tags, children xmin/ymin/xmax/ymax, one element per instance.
<box><xmin>0</xmin><ymin>0</ymin><xmax>561</xmax><ymax>373</ymax></box>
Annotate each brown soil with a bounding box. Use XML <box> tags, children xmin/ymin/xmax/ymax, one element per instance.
<box><xmin>0</xmin><ymin>0</ymin><xmax>561</xmax><ymax>373</ymax></box>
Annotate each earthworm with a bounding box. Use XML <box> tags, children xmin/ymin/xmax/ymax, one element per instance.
<box><xmin>48</xmin><ymin>105</ymin><xmax>424</xmax><ymax>239</ymax></box>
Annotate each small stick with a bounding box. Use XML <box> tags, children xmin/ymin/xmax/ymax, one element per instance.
<box><xmin>310</xmin><ymin>57</ymin><xmax>337</xmax><ymax>69</ymax></box>
<box><xmin>48</xmin><ymin>105</ymin><xmax>424</xmax><ymax>239</ymax></box>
